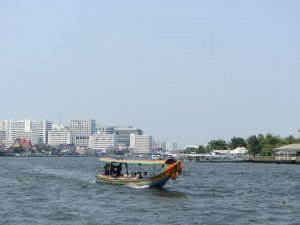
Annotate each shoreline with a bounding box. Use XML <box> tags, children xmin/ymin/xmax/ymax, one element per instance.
<box><xmin>0</xmin><ymin>155</ymin><xmax>299</xmax><ymax>164</ymax></box>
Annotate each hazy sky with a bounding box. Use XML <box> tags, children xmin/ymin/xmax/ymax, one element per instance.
<box><xmin>1</xmin><ymin>0</ymin><xmax>300</xmax><ymax>147</ymax></box>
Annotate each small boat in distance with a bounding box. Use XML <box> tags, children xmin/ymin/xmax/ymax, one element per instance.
<box><xmin>151</xmin><ymin>154</ymin><xmax>163</xmax><ymax>160</ymax></box>
<box><xmin>95</xmin><ymin>157</ymin><xmax>182</xmax><ymax>188</ymax></box>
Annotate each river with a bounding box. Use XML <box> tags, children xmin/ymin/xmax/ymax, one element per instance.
<box><xmin>0</xmin><ymin>157</ymin><xmax>299</xmax><ymax>225</ymax></box>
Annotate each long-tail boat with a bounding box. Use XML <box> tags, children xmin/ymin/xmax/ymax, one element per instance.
<box><xmin>95</xmin><ymin>157</ymin><xmax>182</xmax><ymax>188</ymax></box>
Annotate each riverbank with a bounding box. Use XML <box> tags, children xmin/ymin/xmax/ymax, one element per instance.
<box><xmin>249</xmin><ymin>157</ymin><xmax>300</xmax><ymax>164</ymax></box>
<box><xmin>185</xmin><ymin>156</ymin><xmax>300</xmax><ymax>164</ymax></box>
<box><xmin>1</xmin><ymin>155</ymin><xmax>300</xmax><ymax>164</ymax></box>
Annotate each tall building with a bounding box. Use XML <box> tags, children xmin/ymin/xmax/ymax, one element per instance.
<box><xmin>89</xmin><ymin>133</ymin><xmax>117</xmax><ymax>151</ymax></box>
<box><xmin>97</xmin><ymin>125</ymin><xmax>117</xmax><ymax>135</ymax></box>
<box><xmin>0</xmin><ymin>120</ymin><xmax>8</xmax><ymax>131</ymax></box>
<box><xmin>48</xmin><ymin>125</ymin><xmax>72</xmax><ymax>146</ymax></box>
<box><xmin>31</xmin><ymin>119</ymin><xmax>52</xmax><ymax>144</ymax></box>
<box><xmin>8</xmin><ymin>119</ymin><xmax>51</xmax><ymax>144</ymax></box>
<box><xmin>69</xmin><ymin>119</ymin><xmax>96</xmax><ymax>147</ymax></box>
<box><xmin>115</xmin><ymin>127</ymin><xmax>143</xmax><ymax>148</ymax></box>
<box><xmin>0</xmin><ymin>130</ymin><xmax>6</xmax><ymax>141</ymax></box>
<box><xmin>159</xmin><ymin>142</ymin><xmax>167</xmax><ymax>151</ymax></box>
<box><xmin>166</xmin><ymin>140</ymin><xmax>178</xmax><ymax>152</ymax></box>
<box><xmin>130</xmin><ymin>133</ymin><xmax>152</xmax><ymax>154</ymax></box>
<box><xmin>8</xmin><ymin>120</ymin><xmax>28</xmax><ymax>141</ymax></box>
<box><xmin>154</xmin><ymin>140</ymin><xmax>166</xmax><ymax>151</ymax></box>
<box><xmin>0</xmin><ymin>120</ymin><xmax>9</xmax><ymax>143</ymax></box>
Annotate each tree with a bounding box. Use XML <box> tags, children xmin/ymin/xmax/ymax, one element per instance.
<box><xmin>265</xmin><ymin>133</ymin><xmax>280</xmax><ymax>146</ymax></box>
<box><xmin>207</xmin><ymin>139</ymin><xmax>228</xmax><ymax>150</ymax></box>
<box><xmin>260</xmin><ymin>144</ymin><xmax>274</xmax><ymax>156</ymax></box>
<box><xmin>185</xmin><ymin>146</ymin><xmax>199</xmax><ymax>154</ymax></box>
<box><xmin>282</xmin><ymin>135</ymin><xmax>296</xmax><ymax>145</ymax></box>
<box><xmin>256</xmin><ymin>133</ymin><xmax>281</xmax><ymax>156</ymax></box>
<box><xmin>229</xmin><ymin>137</ymin><xmax>247</xmax><ymax>149</ymax></box>
<box><xmin>11</xmin><ymin>147</ymin><xmax>24</xmax><ymax>154</ymax></box>
<box><xmin>197</xmin><ymin>145</ymin><xmax>208</xmax><ymax>154</ymax></box>
<box><xmin>246</xmin><ymin>135</ymin><xmax>261</xmax><ymax>156</ymax></box>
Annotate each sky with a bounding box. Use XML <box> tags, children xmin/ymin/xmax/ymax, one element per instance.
<box><xmin>1</xmin><ymin>0</ymin><xmax>300</xmax><ymax>147</ymax></box>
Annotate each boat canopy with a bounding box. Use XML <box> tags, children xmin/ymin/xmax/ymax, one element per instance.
<box><xmin>99</xmin><ymin>157</ymin><xmax>166</xmax><ymax>165</ymax></box>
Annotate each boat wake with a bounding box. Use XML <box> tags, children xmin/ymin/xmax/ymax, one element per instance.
<box><xmin>127</xmin><ymin>185</ymin><xmax>150</xmax><ymax>189</ymax></box>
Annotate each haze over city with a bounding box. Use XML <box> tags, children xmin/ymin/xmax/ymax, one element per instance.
<box><xmin>1</xmin><ymin>1</ymin><xmax>300</xmax><ymax>147</ymax></box>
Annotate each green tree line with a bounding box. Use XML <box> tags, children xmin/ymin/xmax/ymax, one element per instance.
<box><xmin>185</xmin><ymin>134</ymin><xmax>299</xmax><ymax>156</ymax></box>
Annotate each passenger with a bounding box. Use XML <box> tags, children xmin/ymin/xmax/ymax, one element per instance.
<box><xmin>137</xmin><ymin>172</ymin><xmax>142</xmax><ymax>179</ymax></box>
<box><xmin>143</xmin><ymin>172</ymin><xmax>147</xmax><ymax>177</ymax></box>
<box><xmin>104</xmin><ymin>163</ymin><xmax>109</xmax><ymax>175</ymax></box>
<box><xmin>110</xmin><ymin>163</ymin><xmax>115</xmax><ymax>175</ymax></box>
<box><xmin>130</xmin><ymin>172</ymin><xmax>136</xmax><ymax>177</ymax></box>
<box><xmin>112</xmin><ymin>172</ymin><xmax>118</xmax><ymax>177</ymax></box>
<box><xmin>116</xmin><ymin>163</ymin><xmax>122</xmax><ymax>176</ymax></box>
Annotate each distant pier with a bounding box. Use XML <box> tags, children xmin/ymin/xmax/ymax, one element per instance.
<box><xmin>184</xmin><ymin>154</ymin><xmax>300</xmax><ymax>164</ymax></box>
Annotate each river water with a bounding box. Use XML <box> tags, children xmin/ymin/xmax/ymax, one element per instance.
<box><xmin>0</xmin><ymin>157</ymin><xmax>299</xmax><ymax>225</ymax></box>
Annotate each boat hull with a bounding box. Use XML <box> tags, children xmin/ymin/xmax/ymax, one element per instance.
<box><xmin>95</xmin><ymin>172</ymin><xmax>171</xmax><ymax>188</ymax></box>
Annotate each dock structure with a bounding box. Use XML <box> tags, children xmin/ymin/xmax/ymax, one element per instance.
<box><xmin>184</xmin><ymin>153</ymin><xmax>250</xmax><ymax>163</ymax></box>
<box><xmin>272</xmin><ymin>144</ymin><xmax>300</xmax><ymax>164</ymax></box>
<box><xmin>184</xmin><ymin>153</ymin><xmax>300</xmax><ymax>164</ymax></box>
<box><xmin>184</xmin><ymin>147</ymin><xmax>250</xmax><ymax>162</ymax></box>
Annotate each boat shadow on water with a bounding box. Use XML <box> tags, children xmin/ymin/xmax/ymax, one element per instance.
<box><xmin>96</xmin><ymin>180</ymin><xmax>184</xmax><ymax>194</ymax></box>
<box><xmin>147</xmin><ymin>188</ymin><xmax>185</xmax><ymax>198</ymax></box>
<box><xmin>94</xmin><ymin>181</ymin><xmax>185</xmax><ymax>198</ymax></box>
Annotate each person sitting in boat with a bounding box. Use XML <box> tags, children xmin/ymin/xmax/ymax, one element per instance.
<box><xmin>143</xmin><ymin>172</ymin><xmax>147</xmax><ymax>177</ymax></box>
<box><xmin>123</xmin><ymin>172</ymin><xmax>129</xmax><ymax>177</ymax></box>
<box><xmin>116</xmin><ymin>163</ymin><xmax>122</xmax><ymax>176</ymax></box>
<box><xmin>137</xmin><ymin>172</ymin><xmax>142</xmax><ymax>179</ymax></box>
<box><xmin>130</xmin><ymin>172</ymin><xmax>136</xmax><ymax>177</ymax></box>
<box><xmin>104</xmin><ymin>163</ymin><xmax>110</xmax><ymax>175</ymax></box>
<box><xmin>109</xmin><ymin>163</ymin><xmax>116</xmax><ymax>175</ymax></box>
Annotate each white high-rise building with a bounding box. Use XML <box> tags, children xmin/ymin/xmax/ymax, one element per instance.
<box><xmin>166</xmin><ymin>140</ymin><xmax>178</xmax><ymax>151</ymax></box>
<box><xmin>97</xmin><ymin>125</ymin><xmax>117</xmax><ymax>135</ymax></box>
<box><xmin>0</xmin><ymin>120</ymin><xmax>8</xmax><ymax>131</ymax></box>
<box><xmin>48</xmin><ymin>125</ymin><xmax>72</xmax><ymax>146</ymax></box>
<box><xmin>130</xmin><ymin>134</ymin><xmax>152</xmax><ymax>154</ymax></box>
<box><xmin>0</xmin><ymin>130</ymin><xmax>6</xmax><ymax>141</ymax></box>
<box><xmin>8</xmin><ymin>120</ymin><xmax>28</xmax><ymax>141</ymax></box>
<box><xmin>0</xmin><ymin>120</ymin><xmax>9</xmax><ymax>142</ymax></box>
<box><xmin>89</xmin><ymin>133</ymin><xmax>117</xmax><ymax>151</ymax></box>
<box><xmin>8</xmin><ymin>119</ymin><xmax>52</xmax><ymax>144</ymax></box>
<box><xmin>51</xmin><ymin>123</ymin><xmax>65</xmax><ymax>131</ymax></box>
<box><xmin>115</xmin><ymin>127</ymin><xmax>143</xmax><ymax>148</ymax></box>
<box><xmin>30</xmin><ymin>119</ymin><xmax>52</xmax><ymax>144</ymax></box>
<box><xmin>69</xmin><ymin>119</ymin><xmax>96</xmax><ymax>147</ymax></box>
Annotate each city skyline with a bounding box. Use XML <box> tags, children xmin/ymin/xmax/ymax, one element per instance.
<box><xmin>0</xmin><ymin>118</ymin><xmax>178</xmax><ymax>154</ymax></box>
<box><xmin>0</xmin><ymin>117</ymin><xmax>176</xmax><ymax>146</ymax></box>
<box><xmin>1</xmin><ymin>1</ymin><xmax>300</xmax><ymax>146</ymax></box>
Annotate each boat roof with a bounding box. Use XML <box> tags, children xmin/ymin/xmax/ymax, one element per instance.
<box><xmin>99</xmin><ymin>157</ymin><xmax>166</xmax><ymax>165</ymax></box>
